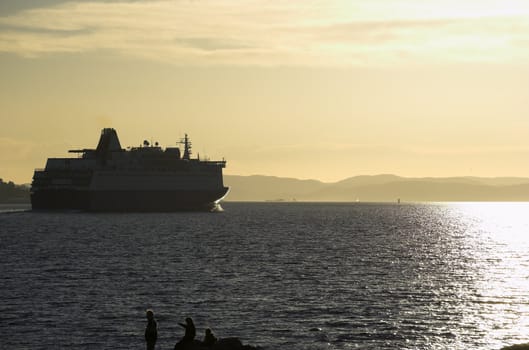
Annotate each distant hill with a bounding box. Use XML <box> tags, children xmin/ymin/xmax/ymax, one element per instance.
<box><xmin>0</xmin><ymin>178</ymin><xmax>30</xmax><ymax>203</ymax></box>
<box><xmin>223</xmin><ymin>175</ymin><xmax>326</xmax><ymax>201</ymax></box>
<box><xmin>224</xmin><ymin>175</ymin><xmax>529</xmax><ymax>202</ymax></box>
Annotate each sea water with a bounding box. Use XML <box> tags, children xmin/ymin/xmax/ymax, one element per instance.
<box><xmin>1</xmin><ymin>202</ymin><xmax>529</xmax><ymax>349</ymax></box>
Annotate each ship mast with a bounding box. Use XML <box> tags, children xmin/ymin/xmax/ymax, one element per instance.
<box><xmin>181</xmin><ymin>133</ymin><xmax>192</xmax><ymax>160</ymax></box>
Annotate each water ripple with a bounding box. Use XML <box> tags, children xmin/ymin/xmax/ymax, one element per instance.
<box><xmin>1</xmin><ymin>202</ymin><xmax>529</xmax><ymax>349</ymax></box>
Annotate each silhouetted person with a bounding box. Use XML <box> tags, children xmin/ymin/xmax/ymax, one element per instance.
<box><xmin>174</xmin><ymin>317</ymin><xmax>196</xmax><ymax>349</ymax></box>
<box><xmin>145</xmin><ymin>309</ymin><xmax>157</xmax><ymax>350</ymax></box>
<box><xmin>203</xmin><ymin>328</ymin><xmax>217</xmax><ymax>348</ymax></box>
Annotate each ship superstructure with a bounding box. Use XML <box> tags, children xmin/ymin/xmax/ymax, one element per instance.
<box><xmin>31</xmin><ymin>128</ymin><xmax>229</xmax><ymax>211</ymax></box>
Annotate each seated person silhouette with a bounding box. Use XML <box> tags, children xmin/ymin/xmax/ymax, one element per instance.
<box><xmin>203</xmin><ymin>328</ymin><xmax>218</xmax><ymax>348</ymax></box>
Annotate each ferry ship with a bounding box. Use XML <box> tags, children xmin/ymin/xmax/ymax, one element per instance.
<box><xmin>31</xmin><ymin>128</ymin><xmax>229</xmax><ymax>211</ymax></box>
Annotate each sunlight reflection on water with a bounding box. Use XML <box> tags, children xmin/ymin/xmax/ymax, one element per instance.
<box><xmin>448</xmin><ymin>203</ymin><xmax>529</xmax><ymax>349</ymax></box>
<box><xmin>451</xmin><ymin>202</ymin><xmax>529</xmax><ymax>240</ymax></box>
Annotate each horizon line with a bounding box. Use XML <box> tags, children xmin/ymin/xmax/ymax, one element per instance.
<box><xmin>4</xmin><ymin>173</ymin><xmax>529</xmax><ymax>186</ymax></box>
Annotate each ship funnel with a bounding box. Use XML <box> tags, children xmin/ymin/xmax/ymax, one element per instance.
<box><xmin>96</xmin><ymin>128</ymin><xmax>123</xmax><ymax>154</ymax></box>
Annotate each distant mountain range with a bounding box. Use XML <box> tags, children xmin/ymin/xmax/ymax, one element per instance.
<box><xmin>224</xmin><ymin>174</ymin><xmax>529</xmax><ymax>202</ymax></box>
<box><xmin>1</xmin><ymin>174</ymin><xmax>528</xmax><ymax>203</ymax></box>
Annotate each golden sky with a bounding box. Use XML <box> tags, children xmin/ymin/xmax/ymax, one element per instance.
<box><xmin>0</xmin><ymin>0</ymin><xmax>528</xmax><ymax>183</ymax></box>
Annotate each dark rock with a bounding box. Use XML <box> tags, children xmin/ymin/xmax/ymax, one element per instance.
<box><xmin>173</xmin><ymin>337</ymin><xmax>260</xmax><ymax>350</ymax></box>
<box><xmin>214</xmin><ymin>338</ymin><xmax>243</xmax><ymax>350</ymax></box>
<box><xmin>501</xmin><ymin>344</ymin><xmax>529</xmax><ymax>350</ymax></box>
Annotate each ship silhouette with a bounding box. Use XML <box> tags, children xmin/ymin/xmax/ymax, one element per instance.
<box><xmin>31</xmin><ymin>128</ymin><xmax>229</xmax><ymax>211</ymax></box>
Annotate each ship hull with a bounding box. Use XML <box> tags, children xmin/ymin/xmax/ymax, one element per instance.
<box><xmin>31</xmin><ymin>187</ymin><xmax>229</xmax><ymax>212</ymax></box>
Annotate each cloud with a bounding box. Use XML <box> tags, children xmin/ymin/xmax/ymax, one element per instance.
<box><xmin>0</xmin><ymin>0</ymin><xmax>528</xmax><ymax>66</ymax></box>
<box><xmin>174</xmin><ymin>37</ymin><xmax>255</xmax><ymax>52</ymax></box>
<box><xmin>250</xmin><ymin>142</ymin><xmax>529</xmax><ymax>159</ymax></box>
<box><xmin>406</xmin><ymin>146</ymin><xmax>529</xmax><ymax>156</ymax></box>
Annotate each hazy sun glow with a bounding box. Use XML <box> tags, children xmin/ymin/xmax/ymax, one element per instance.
<box><xmin>0</xmin><ymin>0</ymin><xmax>528</xmax><ymax>183</ymax></box>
